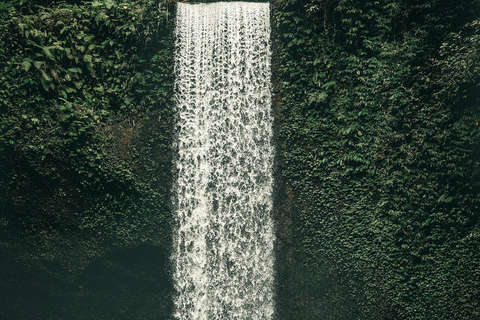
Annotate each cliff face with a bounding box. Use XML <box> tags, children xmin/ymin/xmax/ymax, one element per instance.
<box><xmin>1</xmin><ymin>0</ymin><xmax>480</xmax><ymax>319</ymax></box>
<box><xmin>272</xmin><ymin>0</ymin><xmax>480</xmax><ymax>318</ymax></box>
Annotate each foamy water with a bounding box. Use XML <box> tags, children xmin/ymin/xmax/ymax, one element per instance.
<box><xmin>172</xmin><ymin>2</ymin><xmax>274</xmax><ymax>319</ymax></box>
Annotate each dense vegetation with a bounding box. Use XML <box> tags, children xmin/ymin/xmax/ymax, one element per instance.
<box><xmin>272</xmin><ymin>0</ymin><xmax>480</xmax><ymax>319</ymax></box>
<box><xmin>0</xmin><ymin>0</ymin><xmax>175</xmax><ymax>318</ymax></box>
<box><xmin>1</xmin><ymin>0</ymin><xmax>479</xmax><ymax>319</ymax></box>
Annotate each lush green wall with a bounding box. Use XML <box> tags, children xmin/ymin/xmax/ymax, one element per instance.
<box><xmin>0</xmin><ymin>1</ymin><xmax>175</xmax><ymax>318</ymax></box>
<box><xmin>272</xmin><ymin>0</ymin><xmax>480</xmax><ymax>318</ymax></box>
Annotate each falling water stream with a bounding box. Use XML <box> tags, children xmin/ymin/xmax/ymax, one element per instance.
<box><xmin>172</xmin><ymin>2</ymin><xmax>274</xmax><ymax>319</ymax></box>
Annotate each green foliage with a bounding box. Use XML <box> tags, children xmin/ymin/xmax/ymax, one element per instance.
<box><xmin>0</xmin><ymin>0</ymin><xmax>175</xmax><ymax>275</ymax></box>
<box><xmin>272</xmin><ymin>0</ymin><xmax>480</xmax><ymax>318</ymax></box>
<box><xmin>1</xmin><ymin>0</ymin><xmax>479</xmax><ymax>318</ymax></box>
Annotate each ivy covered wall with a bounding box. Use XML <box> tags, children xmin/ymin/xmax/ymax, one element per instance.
<box><xmin>272</xmin><ymin>0</ymin><xmax>480</xmax><ymax>319</ymax></box>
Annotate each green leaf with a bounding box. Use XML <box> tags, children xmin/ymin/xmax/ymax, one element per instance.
<box><xmin>34</xmin><ymin>61</ymin><xmax>43</xmax><ymax>70</ymax></box>
<box><xmin>40</xmin><ymin>70</ymin><xmax>51</xmax><ymax>82</ymax></box>
<box><xmin>43</xmin><ymin>46</ymin><xmax>55</xmax><ymax>60</ymax></box>
<box><xmin>321</xmin><ymin>81</ymin><xmax>336</xmax><ymax>89</ymax></box>
<box><xmin>21</xmin><ymin>60</ymin><xmax>31</xmax><ymax>72</ymax></box>
<box><xmin>68</xmin><ymin>68</ymin><xmax>83</xmax><ymax>74</ymax></box>
<box><xmin>105</xmin><ymin>0</ymin><xmax>114</xmax><ymax>9</ymax></box>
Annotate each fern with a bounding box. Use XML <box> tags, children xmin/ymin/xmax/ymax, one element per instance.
<box><xmin>42</xmin><ymin>46</ymin><xmax>55</xmax><ymax>60</ymax></box>
<box><xmin>21</xmin><ymin>60</ymin><xmax>31</xmax><ymax>72</ymax></box>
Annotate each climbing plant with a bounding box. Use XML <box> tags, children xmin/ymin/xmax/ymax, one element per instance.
<box><xmin>0</xmin><ymin>0</ymin><xmax>175</xmax><ymax>277</ymax></box>
<box><xmin>272</xmin><ymin>0</ymin><xmax>480</xmax><ymax>319</ymax></box>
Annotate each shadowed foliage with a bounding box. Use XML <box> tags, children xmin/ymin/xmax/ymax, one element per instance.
<box><xmin>0</xmin><ymin>0</ymin><xmax>175</xmax><ymax>318</ymax></box>
<box><xmin>272</xmin><ymin>0</ymin><xmax>480</xmax><ymax>319</ymax></box>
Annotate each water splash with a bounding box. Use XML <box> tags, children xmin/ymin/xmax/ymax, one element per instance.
<box><xmin>172</xmin><ymin>2</ymin><xmax>274</xmax><ymax>319</ymax></box>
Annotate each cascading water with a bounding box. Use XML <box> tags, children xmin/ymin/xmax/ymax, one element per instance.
<box><xmin>172</xmin><ymin>2</ymin><xmax>274</xmax><ymax>319</ymax></box>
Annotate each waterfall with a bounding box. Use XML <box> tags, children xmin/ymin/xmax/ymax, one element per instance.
<box><xmin>172</xmin><ymin>2</ymin><xmax>274</xmax><ymax>319</ymax></box>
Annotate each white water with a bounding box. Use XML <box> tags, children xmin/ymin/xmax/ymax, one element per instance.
<box><xmin>172</xmin><ymin>2</ymin><xmax>274</xmax><ymax>319</ymax></box>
